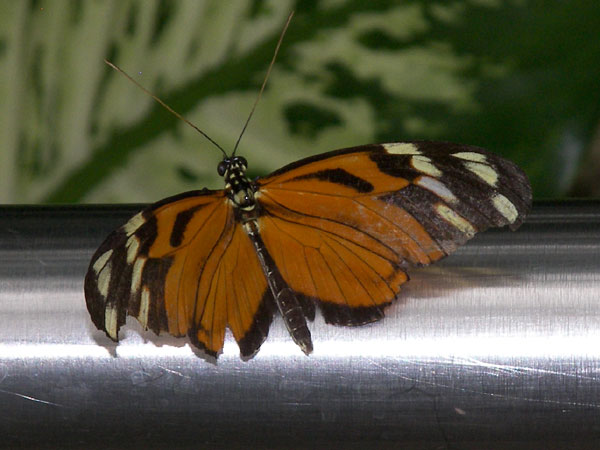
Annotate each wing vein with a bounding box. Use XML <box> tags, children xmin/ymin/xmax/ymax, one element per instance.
<box><xmin>325</xmin><ymin>232</ymin><xmax>395</xmax><ymax>297</ymax></box>
<box><xmin>175</xmin><ymin>201</ymin><xmax>225</xmax><ymax>329</ymax></box>
<box><xmin>193</xmin><ymin>213</ymin><xmax>235</xmax><ymax>328</ymax></box>
<box><xmin>261</xmin><ymin>191</ymin><xmax>401</xmax><ymax>264</ymax></box>
<box><xmin>322</xmin><ymin>238</ymin><xmax>376</xmax><ymax>309</ymax></box>
<box><xmin>318</xmin><ymin>242</ymin><xmax>350</xmax><ymax>312</ymax></box>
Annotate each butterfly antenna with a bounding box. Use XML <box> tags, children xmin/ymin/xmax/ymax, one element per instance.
<box><xmin>231</xmin><ymin>11</ymin><xmax>294</xmax><ymax>156</ymax></box>
<box><xmin>104</xmin><ymin>59</ymin><xmax>228</xmax><ymax>157</ymax></box>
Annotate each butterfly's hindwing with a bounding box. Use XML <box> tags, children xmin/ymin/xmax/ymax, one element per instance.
<box><xmin>244</xmin><ymin>219</ymin><xmax>313</xmax><ymax>354</ymax></box>
<box><xmin>236</xmin><ymin>289</ymin><xmax>275</xmax><ymax>358</ymax></box>
<box><xmin>255</xmin><ymin>208</ymin><xmax>407</xmax><ymax>326</ymax></box>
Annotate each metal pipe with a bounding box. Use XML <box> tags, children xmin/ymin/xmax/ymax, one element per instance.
<box><xmin>1</xmin><ymin>202</ymin><xmax>599</xmax><ymax>448</ymax></box>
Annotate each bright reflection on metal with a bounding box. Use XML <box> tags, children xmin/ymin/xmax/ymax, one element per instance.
<box><xmin>315</xmin><ymin>335</ymin><xmax>600</xmax><ymax>359</ymax></box>
<box><xmin>1</xmin><ymin>334</ymin><xmax>597</xmax><ymax>361</ymax></box>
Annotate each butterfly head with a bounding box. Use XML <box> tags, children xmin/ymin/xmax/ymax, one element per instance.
<box><xmin>218</xmin><ymin>156</ymin><xmax>255</xmax><ymax>210</ymax></box>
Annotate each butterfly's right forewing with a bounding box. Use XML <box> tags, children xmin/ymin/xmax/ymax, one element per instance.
<box><xmin>255</xmin><ymin>142</ymin><xmax>532</xmax><ymax>326</ymax></box>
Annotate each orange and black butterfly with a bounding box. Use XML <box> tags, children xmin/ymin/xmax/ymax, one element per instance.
<box><xmin>85</xmin><ymin>15</ymin><xmax>531</xmax><ymax>359</ymax></box>
<box><xmin>85</xmin><ymin>139</ymin><xmax>531</xmax><ymax>359</ymax></box>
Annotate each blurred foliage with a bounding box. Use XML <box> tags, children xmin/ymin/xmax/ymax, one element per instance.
<box><xmin>0</xmin><ymin>0</ymin><xmax>598</xmax><ymax>204</ymax></box>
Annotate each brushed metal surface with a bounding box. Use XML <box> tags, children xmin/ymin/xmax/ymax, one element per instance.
<box><xmin>0</xmin><ymin>202</ymin><xmax>599</xmax><ymax>449</ymax></box>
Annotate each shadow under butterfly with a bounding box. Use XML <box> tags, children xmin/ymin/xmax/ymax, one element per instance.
<box><xmin>84</xmin><ymin>14</ymin><xmax>532</xmax><ymax>360</ymax></box>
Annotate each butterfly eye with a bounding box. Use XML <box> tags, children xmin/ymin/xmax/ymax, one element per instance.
<box><xmin>217</xmin><ymin>160</ymin><xmax>229</xmax><ymax>176</ymax></box>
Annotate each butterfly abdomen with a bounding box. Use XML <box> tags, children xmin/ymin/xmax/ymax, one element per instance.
<box><xmin>243</xmin><ymin>220</ymin><xmax>313</xmax><ymax>355</ymax></box>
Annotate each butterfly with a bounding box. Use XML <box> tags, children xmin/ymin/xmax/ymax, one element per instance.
<box><xmin>85</xmin><ymin>12</ymin><xmax>531</xmax><ymax>358</ymax></box>
<box><xmin>85</xmin><ymin>139</ymin><xmax>532</xmax><ymax>359</ymax></box>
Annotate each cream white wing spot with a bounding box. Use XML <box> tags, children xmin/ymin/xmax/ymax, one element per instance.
<box><xmin>411</xmin><ymin>155</ymin><xmax>442</xmax><ymax>177</ymax></box>
<box><xmin>105</xmin><ymin>305</ymin><xmax>118</xmax><ymax>340</ymax></box>
<box><xmin>452</xmin><ymin>152</ymin><xmax>487</xmax><ymax>163</ymax></box>
<box><xmin>464</xmin><ymin>161</ymin><xmax>498</xmax><ymax>187</ymax></box>
<box><xmin>138</xmin><ymin>286</ymin><xmax>151</xmax><ymax>330</ymax></box>
<box><xmin>492</xmin><ymin>193</ymin><xmax>518</xmax><ymax>223</ymax></box>
<box><xmin>383</xmin><ymin>142</ymin><xmax>421</xmax><ymax>155</ymax></box>
<box><xmin>415</xmin><ymin>176</ymin><xmax>457</xmax><ymax>204</ymax></box>
<box><xmin>435</xmin><ymin>203</ymin><xmax>476</xmax><ymax>237</ymax></box>
<box><xmin>131</xmin><ymin>258</ymin><xmax>146</xmax><ymax>294</ymax></box>
<box><xmin>126</xmin><ymin>235</ymin><xmax>140</xmax><ymax>264</ymax></box>
<box><xmin>123</xmin><ymin>212</ymin><xmax>145</xmax><ymax>236</ymax></box>
<box><xmin>93</xmin><ymin>249</ymin><xmax>113</xmax><ymax>275</ymax></box>
<box><xmin>97</xmin><ymin>261</ymin><xmax>112</xmax><ymax>298</ymax></box>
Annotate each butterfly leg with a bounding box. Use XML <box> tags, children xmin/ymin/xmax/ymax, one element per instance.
<box><xmin>243</xmin><ymin>220</ymin><xmax>313</xmax><ymax>355</ymax></box>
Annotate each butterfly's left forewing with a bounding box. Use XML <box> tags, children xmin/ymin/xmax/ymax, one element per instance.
<box><xmin>85</xmin><ymin>189</ymin><xmax>273</xmax><ymax>358</ymax></box>
<box><xmin>256</xmin><ymin>141</ymin><xmax>531</xmax><ymax>325</ymax></box>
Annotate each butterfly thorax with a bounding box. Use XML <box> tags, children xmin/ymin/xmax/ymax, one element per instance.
<box><xmin>218</xmin><ymin>156</ymin><xmax>256</xmax><ymax>212</ymax></box>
